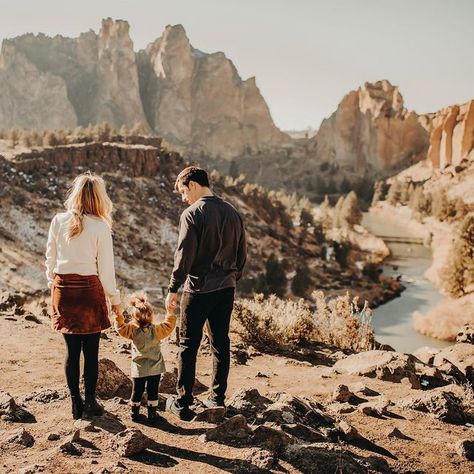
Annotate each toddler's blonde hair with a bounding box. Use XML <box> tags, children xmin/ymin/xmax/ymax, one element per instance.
<box><xmin>129</xmin><ymin>294</ymin><xmax>154</xmax><ymax>328</ymax></box>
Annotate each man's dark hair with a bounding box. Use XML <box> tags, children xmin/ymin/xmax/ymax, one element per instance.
<box><xmin>174</xmin><ymin>166</ymin><xmax>210</xmax><ymax>191</ymax></box>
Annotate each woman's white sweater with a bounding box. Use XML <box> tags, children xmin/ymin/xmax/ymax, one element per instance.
<box><xmin>45</xmin><ymin>212</ymin><xmax>121</xmax><ymax>305</ymax></box>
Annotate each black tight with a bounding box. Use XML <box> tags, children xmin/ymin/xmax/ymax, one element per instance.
<box><xmin>63</xmin><ymin>333</ymin><xmax>101</xmax><ymax>397</ymax></box>
<box><xmin>131</xmin><ymin>375</ymin><xmax>161</xmax><ymax>404</ymax></box>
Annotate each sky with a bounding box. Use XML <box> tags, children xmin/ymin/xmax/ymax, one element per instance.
<box><xmin>1</xmin><ymin>0</ymin><xmax>473</xmax><ymax>130</ymax></box>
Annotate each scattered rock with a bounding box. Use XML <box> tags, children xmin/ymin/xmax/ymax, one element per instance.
<box><xmin>255</xmin><ymin>372</ymin><xmax>269</xmax><ymax>378</ymax></box>
<box><xmin>47</xmin><ymin>433</ymin><xmax>60</xmax><ymax>441</ymax></box>
<box><xmin>413</xmin><ymin>346</ymin><xmax>440</xmax><ymax>365</ymax></box>
<box><xmin>359</xmin><ymin>403</ymin><xmax>382</xmax><ymax>417</ymax></box>
<box><xmin>59</xmin><ymin>441</ymin><xmax>83</xmax><ymax>456</ymax></box>
<box><xmin>4</xmin><ymin>428</ymin><xmax>35</xmax><ymax>447</ymax></box>
<box><xmin>109</xmin><ymin>428</ymin><xmax>151</xmax><ymax>457</ymax></box>
<box><xmin>398</xmin><ymin>389</ymin><xmax>466</xmax><ymax>424</ymax></box>
<box><xmin>351</xmin><ymin>383</ymin><xmax>380</xmax><ymax>397</ymax></box>
<box><xmin>337</xmin><ymin>420</ymin><xmax>361</xmax><ymax>441</ymax></box>
<box><xmin>284</xmin><ymin>443</ymin><xmax>387</xmax><ymax>474</ymax></box>
<box><xmin>331</xmin><ymin>384</ymin><xmax>365</xmax><ymax>404</ymax></box>
<box><xmin>332</xmin><ymin>350</ymin><xmax>421</xmax><ymax>388</ymax></box>
<box><xmin>456</xmin><ymin>324</ymin><xmax>474</xmax><ymax>344</ymax></box>
<box><xmin>232</xmin><ymin>347</ymin><xmax>249</xmax><ymax>365</ymax></box>
<box><xmin>388</xmin><ymin>427</ymin><xmax>413</xmax><ymax>440</ymax></box>
<box><xmin>18</xmin><ymin>464</ymin><xmax>45</xmax><ymax>474</ymax></box>
<box><xmin>0</xmin><ymin>290</ymin><xmax>27</xmax><ymax>312</ymax></box>
<box><xmin>74</xmin><ymin>419</ymin><xmax>100</xmax><ymax>432</ymax></box>
<box><xmin>455</xmin><ymin>439</ymin><xmax>474</xmax><ymax>461</ymax></box>
<box><xmin>24</xmin><ymin>313</ymin><xmax>42</xmax><ymax>324</ymax></box>
<box><xmin>200</xmin><ymin>415</ymin><xmax>253</xmax><ymax>443</ymax></box>
<box><xmin>21</xmin><ymin>388</ymin><xmax>68</xmax><ymax>404</ymax></box>
<box><xmin>159</xmin><ymin>368</ymin><xmax>207</xmax><ymax>395</ymax></box>
<box><xmin>433</xmin><ymin>343</ymin><xmax>474</xmax><ymax>382</ymax></box>
<box><xmin>0</xmin><ymin>390</ymin><xmax>36</xmax><ymax>423</ymax></box>
<box><xmin>227</xmin><ymin>388</ymin><xmax>271</xmax><ymax>419</ymax></box>
<box><xmin>252</xmin><ymin>425</ymin><xmax>294</xmax><ymax>451</ymax></box>
<box><xmin>326</xmin><ymin>402</ymin><xmax>357</xmax><ymax>415</ymax></box>
<box><xmin>194</xmin><ymin>407</ymin><xmax>226</xmax><ymax>423</ymax></box>
<box><xmin>244</xmin><ymin>448</ymin><xmax>278</xmax><ymax>471</ymax></box>
<box><xmin>280</xmin><ymin>423</ymin><xmax>328</xmax><ymax>443</ymax></box>
<box><xmin>96</xmin><ymin>358</ymin><xmax>133</xmax><ymax>399</ymax></box>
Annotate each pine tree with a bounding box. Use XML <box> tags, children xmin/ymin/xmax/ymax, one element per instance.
<box><xmin>320</xmin><ymin>195</ymin><xmax>333</xmax><ymax>230</ymax></box>
<box><xmin>371</xmin><ymin>180</ymin><xmax>384</xmax><ymax>206</ymax></box>
<box><xmin>432</xmin><ymin>188</ymin><xmax>450</xmax><ymax>221</ymax></box>
<box><xmin>291</xmin><ymin>265</ymin><xmax>312</xmax><ymax>297</ymax></box>
<box><xmin>442</xmin><ymin>215</ymin><xmax>474</xmax><ymax>297</ymax></box>
<box><xmin>265</xmin><ymin>254</ymin><xmax>287</xmax><ymax>297</ymax></box>
<box><xmin>9</xmin><ymin>128</ymin><xmax>20</xmax><ymax>147</ymax></box>
<box><xmin>339</xmin><ymin>177</ymin><xmax>352</xmax><ymax>194</ymax></box>
<box><xmin>399</xmin><ymin>181</ymin><xmax>410</xmax><ymax>205</ymax></box>
<box><xmin>386</xmin><ymin>180</ymin><xmax>402</xmax><ymax>205</ymax></box>
<box><xmin>229</xmin><ymin>160</ymin><xmax>239</xmax><ymax>180</ymax></box>
<box><xmin>340</xmin><ymin>191</ymin><xmax>362</xmax><ymax>227</ymax></box>
<box><xmin>333</xmin><ymin>196</ymin><xmax>345</xmax><ymax>228</ymax></box>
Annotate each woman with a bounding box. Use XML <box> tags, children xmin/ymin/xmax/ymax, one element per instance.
<box><xmin>45</xmin><ymin>172</ymin><xmax>122</xmax><ymax>419</ymax></box>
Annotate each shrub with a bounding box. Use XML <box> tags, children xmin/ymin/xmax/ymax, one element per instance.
<box><xmin>232</xmin><ymin>292</ymin><xmax>374</xmax><ymax>353</ymax></box>
<box><xmin>291</xmin><ymin>265</ymin><xmax>311</xmax><ymax>297</ymax></box>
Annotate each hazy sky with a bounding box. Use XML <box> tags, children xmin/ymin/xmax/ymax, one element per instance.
<box><xmin>1</xmin><ymin>0</ymin><xmax>473</xmax><ymax>130</ymax></box>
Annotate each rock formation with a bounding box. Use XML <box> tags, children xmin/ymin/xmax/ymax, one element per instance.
<box><xmin>0</xmin><ymin>19</ymin><xmax>287</xmax><ymax>159</ymax></box>
<box><xmin>307</xmin><ymin>80</ymin><xmax>430</xmax><ymax>178</ymax></box>
<box><xmin>426</xmin><ymin>100</ymin><xmax>474</xmax><ymax>168</ymax></box>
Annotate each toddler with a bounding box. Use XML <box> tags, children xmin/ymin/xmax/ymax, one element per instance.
<box><xmin>115</xmin><ymin>294</ymin><xmax>176</xmax><ymax>422</ymax></box>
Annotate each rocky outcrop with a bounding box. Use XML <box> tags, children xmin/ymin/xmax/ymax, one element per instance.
<box><xmin>137</xmin><ymin>24</ymin><xmax>288</xmax><ymax>158</ymax></box>
<box><xmin>426</xmin><ymin>100</ymin><xmax>474</xmax><ymax>168</ymax></box>
<box><xmin>307</xmin><ymin>80</ymin><xmax>429</xmax><ymax>179</ymax></box>
<box><xmin>0</xmin><ymin>19</ymin><xmax>287</xmax><ymax>159</ymax></box>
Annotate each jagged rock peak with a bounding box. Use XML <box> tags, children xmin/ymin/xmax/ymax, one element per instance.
<box><xmin>358</xmin><ymin>80</ymin><xmax>405</xmax><ymax>118</ymax></box>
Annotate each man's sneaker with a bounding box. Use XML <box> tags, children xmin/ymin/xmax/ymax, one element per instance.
<box><xmin>166</xmin><ymin>396</ymin><xmax>195</xmax><ymax>422</ymax></box>
<box><xmin>202</xmin><ymin>397</ymin><xmax>225</xmax><ymax>409</ymax></box>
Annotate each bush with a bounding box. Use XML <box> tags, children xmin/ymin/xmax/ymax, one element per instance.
<box><xmin>291</xmin><ymin>266</ymin><xmax>311</xmax><ymax>297</ymax></box>
<box><xmin>232</xmin><ymin>292</ymin><xmax>374</xmax><ymax>352</ymax></box>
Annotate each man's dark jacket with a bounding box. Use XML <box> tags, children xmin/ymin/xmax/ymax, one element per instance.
<box><xmin>168</xmin><ymin>195</ymin><xmax>247</xmax><ymax>294</ymax></box>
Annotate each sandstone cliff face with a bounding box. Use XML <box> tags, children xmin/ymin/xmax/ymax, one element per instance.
<box><xmin>0</xmin><ymin>20</ymin><xmax>286</xmax><ymax>159</ymax></box>
<box><xmin>427</xmin><ymin>100</ymin><xmax>474</xmax><ymax>168</ymax></box>
<box><xmin>307</xmin><ymin>80</ymin><xmax>430</xmax><ymax>177</ymax></box>
<box><xmin>137</xmin><ymin>25</ymin><xmax>288</xmax><ymax>159</ymax></box>
<box><xmin>0</xmin><ymin>41</ymin><xmax>77</xmax><ymax>129</ymax></box>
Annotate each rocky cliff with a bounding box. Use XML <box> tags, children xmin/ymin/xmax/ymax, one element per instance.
<box><xmin>0</xmin><ymin>19</ymin><xmax>287</xmax><ymax>159</ymax></box>
<box><xmin>306</xmin><ymin>80</ymin><xmax>430</xmax><ymax>181</ymax></box>
<box><xmin>427</xmin><ymin>100</ymin><xmax>474</xmax><ymax>169</ymax></box>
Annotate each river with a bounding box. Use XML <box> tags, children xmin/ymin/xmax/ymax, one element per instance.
<box><xmin>362</xmin><ymin>212</ymin><xmax>451</xmax><ymax>354</ymax></box>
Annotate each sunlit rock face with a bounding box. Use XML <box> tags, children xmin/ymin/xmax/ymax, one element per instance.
<box><xmin>427</xmin><ymin>100</ymin><xmax>474</xmax><ymax>168</ymax></box>
<box><xmin>0</xmin><ymin>19</ymin><xmax>287</xmax><ymax>159</ymax></box>
<box><xmin>307</xmin><ymin>80</ymin><xmax>430</xmax><ymax>177</ymax></box>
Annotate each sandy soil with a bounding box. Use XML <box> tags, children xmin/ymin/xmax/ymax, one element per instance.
<box><xmin>1</xmin><ymin>311</ymin><xmax>473</xmax><ymax>474</ymax></box>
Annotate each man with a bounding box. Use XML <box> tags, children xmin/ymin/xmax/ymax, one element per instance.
<box><xmin>165</xmin><ymin>166</ymin><xmax>247</xmax><ymax>421</ymax></box>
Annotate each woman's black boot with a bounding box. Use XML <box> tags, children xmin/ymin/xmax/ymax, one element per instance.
<box><xmin>83</xmin><ymin>394</ymin><xmax>104</xmax><ymax>418</ymax></box>
<box><xmin>71</xmin><ymin>395</ymin><xmax>84</xmax><ymax>420</ymax></box>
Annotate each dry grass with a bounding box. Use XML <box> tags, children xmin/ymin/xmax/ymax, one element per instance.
<box><xmin>232</xmin><ymin>291</ymin><xmax>374</xmax><ymax>353</ymax></box>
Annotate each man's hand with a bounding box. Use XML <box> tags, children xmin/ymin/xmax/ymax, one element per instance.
<box><xmin>165</xmin><ymin>292</ymin><xmax>178</xmax><ymax>312</ymax></box>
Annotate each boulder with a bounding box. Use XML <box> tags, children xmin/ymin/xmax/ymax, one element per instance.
<box><xmin>3</xmin><ymin>428</ymin><xmax>35</xmax><ymax>447</ymax></box>
<box><xmin>109</xmin><ymin>428</ymin><xmax>152</xmax><ymax>457</ymax></box>
<box><xmin>194</xmin><ymin>407</ymin><xmax>226</xmax><ymax>424</ymax></box>
<box><xmin>200</xmin><ymin>415</ymin><xmax>253</xmax><ymax>443</ymax></box>
<box><xmin>433</xmin><ymin>343</ymin><xmax>474</xmax><ymax>382</ymax></box>
<box><xmin>397</xmin><ymin>389</ymin><xmax>465</xmax><ymax>424</ymax></box>
<box><xmin>455</xmin><ymin>439</ymin><xmax>474</xmax><ymax>461</ymax></box>
<box><xmin>96</xmin><ymin>358</ymin><xmax>132</xmax><ymax>399</ymax></box>
<box><xmin>332</xmin><ymin>350</ymin><xmax>421</xmax><ymax>388</ymax></box>
<box><xmin>413</xmin><ymin>346</ymin><xmax>440</xmax><ymax>365</ymax></box>
<box><xmin>227</xmin><ymin>388</ymin><xmax>271</xmax><ymax>419</ymax></box>
<box><xmin>0</xmin><ymin>390</ymin><xmax>35</xmax><ymax>423</ymax></box>
<box><xmin>252</xmin><ymin>425</ymin><xmax>294</xmax><ymax>451</ymax></box>
<box><xmin>159</xmin><ymin>368</ymin><xmax>207</xmax><ymax>395</ymax></box>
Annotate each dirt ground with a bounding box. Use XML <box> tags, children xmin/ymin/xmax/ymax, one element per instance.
<box><xmin>1</xmin><ymin>312</ymin><xmax>473</xmax><ymax>474</ymax></box>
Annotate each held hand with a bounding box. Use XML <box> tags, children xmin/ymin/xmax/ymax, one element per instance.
<box><xmin>111</xmin><ymin>304</ymin><xmax>123</xmax><ymax>317</ymax></box>
<box><xmin>165</xmin><ymin>292</ymin><xmax>178</xmax><ymax>312</ymax></box>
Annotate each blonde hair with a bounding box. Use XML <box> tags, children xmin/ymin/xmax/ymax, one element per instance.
<box><xmin>64</xmin><ymin>172</ymin><xmax>113</xmax><ymax>240</ymax></box>
<box><xmin>129</xmin><ymin>294</ymin><xmax>154</xmax><ymax>328</ymax></box>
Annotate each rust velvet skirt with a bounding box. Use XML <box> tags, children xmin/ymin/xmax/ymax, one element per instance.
<box><xmin>51</xmin><ymin>274</ymin><xmax>110</xmax><ymax>334</ymax></box>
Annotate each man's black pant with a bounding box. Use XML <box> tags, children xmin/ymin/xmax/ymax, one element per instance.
<box><xmin>177</xmin><ymin>287</ymin><xmax>235</xmax><ymax>407</ymax></box>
